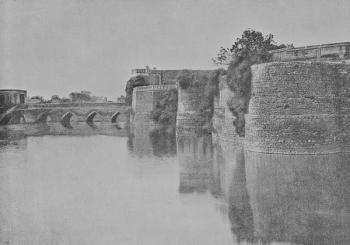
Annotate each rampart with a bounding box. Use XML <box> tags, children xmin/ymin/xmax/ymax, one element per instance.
<box><xmin>175</xmin><ymin>70</ymin><xmax>213</xmax><ymax>134</ymax></box>
<box><xmin>176</xmin><ymin>86</ymin><xmax>205</xmax><ymax>133</ymax></box>
<box><xmin>132</xmin><ymin>84</ymin><xmax>177</xmax><ymax>125</ymax></box>
<box><xmin>212</xmin><ymin>75</ymin><xmax>241</xmax><ymax>143</ymax></box>
<box><xmin>132</xmin><ymin>69</ymin><xmax>212</xmax><ymax>130</ymax></box>
<box><xmin>245</xmin><ymin>61</ymin><xmax>350</xmax><ymax>154</ymax></box>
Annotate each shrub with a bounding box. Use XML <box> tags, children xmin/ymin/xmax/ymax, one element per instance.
<box><xmin>150</xmin><ymin>88</ymin><xmax>178</xmax><ymax>126</ymax></box>
<box><xmin>213</xmin><ymin>29</ymin><xmax>289</xmax><ymax>136</ymax></box>
<box><xmin>176</xmin><ymin>69</ymin><xmax>225</xmax><ymax>128</ymax></box>
<box><xmin>125</xmin><ymin>75</ymin><xmax>149</xmax><ymax>105</ymax></box>
<box><xmin>177</xmin><ymin>70</ymin><xmax>194</xmax><ymax>89</ymax></box>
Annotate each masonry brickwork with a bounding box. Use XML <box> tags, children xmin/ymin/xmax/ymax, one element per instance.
<box><xmin>212</xmin><ymin>74</ymin><xmax>242</xmax><ymax>144</ymax></box>
<box><xmin>132</xmin><ymin>84</ymin><xmax>177</xmax><ymax>125</ymax></box>
<box><xmin>132</xmin><ymin>69</ymin><xmax>213</xmax><ymax>131</ymax></box>
<box><xmin>245</xmin><ymin>61</ymin><xmax>350</xmax><ymax>154</ymax></box>
<box><xmin>1</xmin><ymin>102</ymin><xmax>129</xmax><ymax>125</ymax></box>
<box><xmin>176</xmin><ymin>86</ymin><xmax>206</xmax><ymax>134</ymax></box>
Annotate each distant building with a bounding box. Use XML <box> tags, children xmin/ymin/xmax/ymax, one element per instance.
<box><xmin>0</xmin><ymin>89</ymin><xmax>27</xmax><ymax>106</ymax></box>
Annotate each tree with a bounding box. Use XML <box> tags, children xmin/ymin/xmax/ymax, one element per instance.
<box><xmin>212</xmin><ymin>29</ymin><xmax>290</xmax><ymax>136</ymax></box>
<box><xmin>69</xmin><ymin>91</ymin><xmax>92</xmax><ymax>102</ymax></box>
<box><xmin>212</xmin><ymin>29</ymin><xmax>288</xmax><ymax>65</ymax></box>
<box><xmin>116</xmin><ymin>95</ymin><xmax>126</xmax><ymax>103</ymax></box>
<box><xmin>125</xmin><ymin>75</ymin><xmax>149</xmax><ymax>105</ymax></box>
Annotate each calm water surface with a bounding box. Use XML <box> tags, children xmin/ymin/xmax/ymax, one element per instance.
<box><xmin>0</xmin><ymin>123</ymin><xmax>349</xmax><ymax>245</ymax></box>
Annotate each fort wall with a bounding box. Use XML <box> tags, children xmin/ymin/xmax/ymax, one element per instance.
<box><xmin>212</xmin><ymin>75</ymin><xmax>241</xmax><ymax>143</ymax></box>
<box><xmin>176</xmin><ymin>86</ymin><xmax>206</xmax><ymax>134</ymax></box>
<box><xmin>245</xmin><ymin>61</ymin><xmax>350</xmax><ymax>154</ymax></box>
<box><xmin>132</xmin><ymin>84</ymin><xmax>177</xmax><ymax>125</ymax></box>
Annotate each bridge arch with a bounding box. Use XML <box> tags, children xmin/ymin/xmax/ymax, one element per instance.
<box><xmin>36</xmin><ymin>112</ymin><xmax>52</xmax><ymax>123</ymax></box>
<box><xmin>111</xmin><ymin>112</ymin><xmax>120</xmax><ymax>123</ymax></box>
<box><xmin>19</xmin><ymin>114</ymin><xmax>26</xmax><ymax>124</ymax></box>
<box><xmin>60</xmin><ymin>112</ymin><xmax>75</xmax><ymax>128</ymax></box>
<box><xmin>86</xmin><ymin>111</ymin><xmax>98</xmax><ymax>123</ymax></box>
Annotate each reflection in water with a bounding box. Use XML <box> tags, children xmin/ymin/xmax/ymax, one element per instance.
<box><xmin>177</xmin><ymin>134</ymin><xmax>213</xmax><ymax>193</ymax></box>
<box><xmin>227</xmin><ymin>148</ymin><xmax>254</xmax><ymax>243</ymax></box>
<box><xmin>211</xmin><ymin>138</ymin><xmax>254</xmax><ymax>243</ymax></box>
<box><xmin>149</xmin><ymin>128</ymin><xmax>177</xmax><ymax>157</ymax></box>
<box><xmin>179</xmin><ymin>132</ymin><xmax>350</xmax><ymax>244</ymax></box>
<box><xmin>0</xmin><ymin>122</ymin><xmax>128</xmax><ymax>140</ymax></box>
<box><xmin>0</xmin><ymin>131</ymin><xmax>233</xmax><ymax>245</ymax></box>
<box><xmin>245</xmin><ymin>152</ymin><xmax>350</xmax><ymax>245</ymax></box>
<box><xmin>129</xmin><ymin>122</ymin><xmax>177</xmax><ymax>158</ymax></box>
<box><xmin>1</xmin><ymin>123</ymin><xmax>350</xmax><ymax>244</ymax></box>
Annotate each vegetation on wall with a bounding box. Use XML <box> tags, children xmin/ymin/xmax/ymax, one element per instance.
<box><xmin>212</xmin><ymin>29</ymin><xmax>289</xmax><ymax>66</ymax></box>
<box><xmin>213</xmin><ymin>29</ymin><xmax>290</xmax><ymax>136</ymax></box>
<box><xmin>150</xmin><ymin>88</ymin><xmax>178</xmax><ymax>126</ymax></box>
<box><xmin>176</xmin><ymin>69</ymin><xmax>225</xmax><ymax>129</ymax></box>
<box><xmin>149</xmin><ymin>69</ymin><xmax>225</xmax><ymax>129</ymax></box>
<box><xmin>125</xmin><ymin>75</ymin><xmax>149</xmax><ymax>105</ymax></box>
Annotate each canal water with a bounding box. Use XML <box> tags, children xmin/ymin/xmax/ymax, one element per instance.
<box><xmin>0</xmin><ymin>123</ymin><xmax>349</xmax><ymax>245</ymax></box>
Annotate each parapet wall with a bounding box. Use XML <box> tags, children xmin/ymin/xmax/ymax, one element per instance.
<box><xmin>245</xmin><ymin>61</ymin><xmax>350</xmax><ymax>154</ymax></box>
<box><xmin>270</xmin><ymin>42</ymin><xmax>350</xmax><ymax>61</ymax></box>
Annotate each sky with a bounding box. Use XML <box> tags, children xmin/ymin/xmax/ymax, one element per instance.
<box><xmin>0</xmin><ymin>0</ymin><xmax>349</xmax><ymax>100</ymax></box>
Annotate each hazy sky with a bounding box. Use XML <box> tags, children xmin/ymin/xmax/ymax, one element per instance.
<box><xmin>0</xmin><ymin>0</ymin><xmax>349</xmax><ymax>99</ymax></box>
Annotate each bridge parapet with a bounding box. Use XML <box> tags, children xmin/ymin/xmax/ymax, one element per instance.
<box><xmin>18</xmin><ymin>102</ymin><xmax>126</xmax><ymax>109</ymax></box>
<box><xmin>1</xmin><ymin>102</ymin><xmax>131</xmax><ymax>126</ymax></box>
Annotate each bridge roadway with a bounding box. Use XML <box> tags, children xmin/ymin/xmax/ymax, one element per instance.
<box><xmin>0</xmin><ymin>102</ymin><xmax>130</xmax><ymax>126</ymax></box>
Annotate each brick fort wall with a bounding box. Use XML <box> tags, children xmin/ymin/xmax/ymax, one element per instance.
<box><xmin>245</xmin><ymin>61</ymin><xmax>350</xmax><ymax>154</ymax></box>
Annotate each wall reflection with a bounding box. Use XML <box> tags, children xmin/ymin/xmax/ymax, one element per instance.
<box><xmin>1</xmin><ymin>122</ymin><xmax>350</xmax><ymax>244</ymax></box>
<box><xmin>177</xmin><ymin>133</ymin><xmax>213</xmax><ymax>193</ymax></box>
<box><xmin>128</xmin><ymin>120</ymin><xmax>177</xmax><ymax>158</ymax></box>
<box><xmin>245</xmin><ymin>152</ymin><xmax>350</xmax><ymax>245</ymax></box>
<box><xmin>211</xmin><ymin>138</ymin><xmax>254</xmax><ymax>244</ymax></box>
<box><xmin>177</xmin><ymin>132</ymin><xmax>350</xmax><ymax>245</ymax></box>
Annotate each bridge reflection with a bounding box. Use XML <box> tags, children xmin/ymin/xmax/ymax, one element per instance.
<box><xmin>0</xmin><ymin>122</ymin><xmax>129</xmax><ymax>140</ymax></box>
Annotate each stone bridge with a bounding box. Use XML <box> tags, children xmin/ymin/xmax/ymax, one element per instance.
<box><xmin>0</xmin><ymin>102</ymin><xmax>130</xmax><ymax>127</ymax></box>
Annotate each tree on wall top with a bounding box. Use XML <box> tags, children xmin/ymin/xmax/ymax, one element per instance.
<box><xmin>212</xmin><ymin>29</ymin><xmax>290</xmax><ymax>136</ymax></box>
<box><xmin>212</xmin><ymin>29</ymin><xmax>289</xmax><ymax>66</ymax></box>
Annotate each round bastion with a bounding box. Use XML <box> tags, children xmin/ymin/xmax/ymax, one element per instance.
<box><xmin>245</xmin><ymin>61</ymin><xmax>350</xmax><ymax>154</ymax></box>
